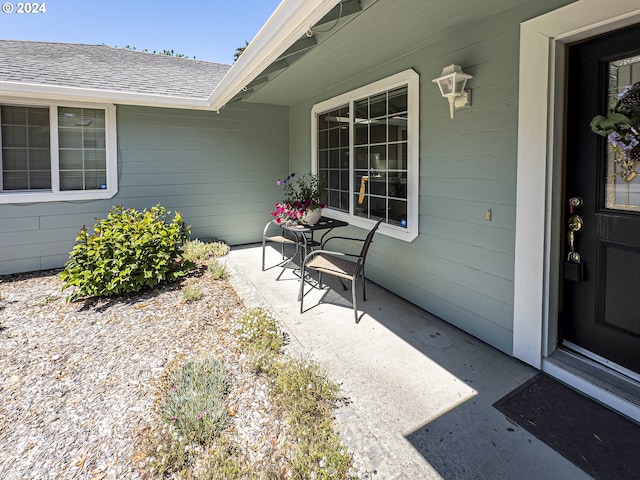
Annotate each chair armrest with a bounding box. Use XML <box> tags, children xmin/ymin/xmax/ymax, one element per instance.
<box><xmin>321</xmin><ymin>235</ymin><xmax>365</xmax><ymax>250</ymax></box>
<box><xmin>264</xmin><ymin>221</ymin><xmax>298</xmax><ymax>240</ymax></box>
<box><xmin>263</xmin><ymin>221</ymin><xmax>285</xmax><ymax>236</ymax></box>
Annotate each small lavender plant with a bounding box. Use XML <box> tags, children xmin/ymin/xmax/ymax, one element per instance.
<box><xmin>159</xmin><ymin>357</ymin><xmax>228</xmax><ymax>444</ymax></box>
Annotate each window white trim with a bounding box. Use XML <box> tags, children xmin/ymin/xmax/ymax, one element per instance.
<box><xmin>311</xmin><ymin>69</ymin><xmax>419</xmax><ymax>241</ymax></box>
<box><xmin>0</xmin><ymin>98</ymin><xmax>118</xmax><ymax>204</ymax></box>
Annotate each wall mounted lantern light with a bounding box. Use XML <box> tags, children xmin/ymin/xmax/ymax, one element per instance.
<box><xmin>432</xmin><ymin>64</ymin><xmax>473</xmax><ymax>119</ymax></box>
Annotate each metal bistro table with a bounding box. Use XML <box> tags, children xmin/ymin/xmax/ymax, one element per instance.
<box><xmin>278</xmin><ymin>216</ymin><xmax>349</xmax><ymax>272</ymax></box>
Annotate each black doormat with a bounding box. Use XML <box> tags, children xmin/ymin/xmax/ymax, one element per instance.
<box><xmin>494</xmin><ymin>374</ymin><xmax>640</xmax><ymax>479</ymax></box>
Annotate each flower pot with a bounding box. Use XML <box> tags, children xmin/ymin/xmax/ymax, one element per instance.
<box><xmin>300</xmin><ymin>208</ymin><xmax>322</xmax><ymax>225</ymax></box>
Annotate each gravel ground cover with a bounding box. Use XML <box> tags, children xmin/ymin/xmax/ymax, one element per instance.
<box><xmin>0</xmin><ymin>268</ymin><xmax>294</xmax><ymax>479</ymax></box>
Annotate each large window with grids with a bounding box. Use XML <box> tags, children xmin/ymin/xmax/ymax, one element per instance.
<box><xmin>0</xmin><ymin>101</ymin><xmax>117</xmax><ymax>203</ymax></box>
<box><xmin>312</xmin><ymin>70</ymin><xmax>419</xmax><ymax>241</ymax></box>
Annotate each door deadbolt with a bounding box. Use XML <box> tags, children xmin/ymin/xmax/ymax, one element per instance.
<box><xmin>569</xmin><ymin>197</ymin><xmax>583</xmax><ymax>208</ymax></box>
<box><xmin>569</xmin><ymin>197</ymin><xmax>583</xmax><ymax>214</ymax></box>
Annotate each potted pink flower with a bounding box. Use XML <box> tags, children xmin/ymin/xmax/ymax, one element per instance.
<box><xmin>271</xmin><ymin>172</ymin><xmax>326</xmax><ymax>225</ymax></box>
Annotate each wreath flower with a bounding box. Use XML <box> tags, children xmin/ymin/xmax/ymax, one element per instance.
<box><xmin>590</xmin><ymin>82</ymin><xmax>640</xmax><ymax>182</ymax></box>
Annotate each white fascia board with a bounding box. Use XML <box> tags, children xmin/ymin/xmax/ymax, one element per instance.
<box><xmin>0</xmin><ymin>81</ymin><xmax>212</xmax><ymax>109</ymax></box>
<box><xmin>207</xmin><ymin>0</ymin><xmax>341</xmax><ymax>112</ymax></box>
<box><xmin>522</xmin><ymin>0</ymin><xmax>640</xmax><ymax>41</ymax></box>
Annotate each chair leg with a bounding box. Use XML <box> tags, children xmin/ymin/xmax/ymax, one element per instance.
<box><xmin>277</xmin><ymin>241</ymin><xmax>297</xmax><ymax>281</ymax></box>
<box><xmin>362</xmin><ymin>278</ymin><xmax>366</xmax><ymax>301</ymax></box>
<box><xmin>361</xmin><ymin>267</ymin><xmax>366</xmax><ymax>301</ymax></box>
<box><xmin>275</xmin><ymin>262</ymin><xmax>286</xmax><ymax>281</ymax></box>
<box><xmin>261</xmin><ymin>238</ymin><xmax>267</xmax><ymax>271</ymax></box>
<box><xmin>299</xmin><ymin>263</ymin><xmax>306</xmax><ymax>307</ymax></box>
<box><xmin>352</xmin><ymin>276</ymin><xmax>359</xmax><ymax>323</ymax></box>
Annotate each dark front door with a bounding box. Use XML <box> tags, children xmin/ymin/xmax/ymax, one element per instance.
<box><xmin>563</xmin><ymin>24</ymin><xmax>640</xmax><ymax>375</ymax></box>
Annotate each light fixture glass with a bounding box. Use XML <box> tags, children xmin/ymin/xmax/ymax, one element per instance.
<box><xmin>432</xmin><ymin>64</ymin><xmax>473</xmax><ymax>119</ymax></box>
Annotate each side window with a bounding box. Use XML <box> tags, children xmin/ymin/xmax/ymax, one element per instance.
<box><xmin>1</xmin><ymin>105</ymin><xmax>51</xmax><ymax>191</ymax></box>
<box><xmin>0</xmin><ymin>102</ymin><xmax>117</xmax><ymax>203</ymax></box>
<box><xmin>58</xmin><ymin>107</ymin><xmax>107</xmax><ymax>191</ymax></box>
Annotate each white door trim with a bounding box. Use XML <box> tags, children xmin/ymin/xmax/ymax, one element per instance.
<box><xmin>513</xmin><ymin>0</ymin><xmax>640</xmax><ymax>368</ymax></box>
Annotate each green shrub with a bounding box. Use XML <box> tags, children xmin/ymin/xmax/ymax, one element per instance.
<box><xmin>233</xmin><ymin>307</ymin><xmax>282</xmax><ymax>373</ymax></box>
<box><xmin>59</xmin><ymin>205</ymin><xmax>190</xmax><ymax>302</ymax></box>
<box><xmin>235</xmin><ymin>308</ymin><xmax>282</xmax><ymax>357</ymax></box>
<box><xmin>272</xmin><ymin>359</ymin><xmax>339</xmax><ymax>424</ymax></box>
<box><xmin>159</xmin><ymin>357</ymin><xmax>228</xmax><ymax>444</ymax></box>
<box><xmin>183</xmin><ymin>239</ymin><xmax>230</xmax><ymax>262</ymax></box>
<box><xmin>193</xmin><ymin>436</ymin><xmax>256</xmax><ymax>480</ymax></box>
<box><xmin>270</xmin><ymin>359</ymin><xmax>353</xmax><ymax>480</ymax></box>
<box><xmin>182</xmin><ymin>285</ymin><xmax>202</xmax><ymax>302</ymax></box>
<box><xmin>291</xmin><ymin>419</ymin><xmax>355</xmax><ymax>480</ymax></box>
<box><xmin>143</xmin><ymin>430</ymin><xmax>190</xmax><ymax>475</ymax></box>
<box><xmin>207</xmin><ymin>259</ymin><xmax>228</xmax><ymax>280</ymax></box>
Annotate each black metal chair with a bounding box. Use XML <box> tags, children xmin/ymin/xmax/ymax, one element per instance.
<box><xmin>261</xmin><ymin>221</ymin><xmax>299</xmax><ymax>279</ymax></box>
<box><xmin>298</xmin><ymin>220</ymin><xmax>382</xmax><ymax>322</ymax></box>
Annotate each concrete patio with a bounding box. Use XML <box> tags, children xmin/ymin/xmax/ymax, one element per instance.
<box><xmin>225</xmin><ymin>243</ymin><xmax>592</xmax><ymax>480</ymax></box>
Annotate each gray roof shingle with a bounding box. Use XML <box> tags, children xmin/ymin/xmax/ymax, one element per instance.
<box><xmin>0</xmin><ymin>40</ymin><xmax>231</xmax><ymax>100</ymax></box>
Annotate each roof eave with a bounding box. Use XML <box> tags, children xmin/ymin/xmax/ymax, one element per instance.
<box><xmin>0</xmin><ymin>1</ymin><xmax>343</xmax><ymax>111</ymax></box>
<box><xmin>0</xmin><ymin>81</ymin><xmax>212</xmax><ymax>109</ymax></box>
<box><xmin>206</xmin><ymin>0</ymin><xmax>341</xmax><ymax>112</ymax></box>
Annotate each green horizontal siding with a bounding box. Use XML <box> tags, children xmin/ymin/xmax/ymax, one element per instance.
<box><xmin>114</xmin><ymin>105</ymin><xmax>289</xmax><ymax>241</ymax></box>
<box><xmin>284</xmin><ymin>0</ymin><xmax>573</xmax><ymax>355</ymax></box>
<box><xmin>0</xmin><ymin>102</ymin><xmax>288</xmax><ymax>274</ymax></box>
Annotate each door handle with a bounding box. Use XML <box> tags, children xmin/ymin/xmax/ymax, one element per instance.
<box><xmin>567</xmin><ymin>215</ymin><xmax>583</xmax><ymax>262</ymax></box>
<box><xmin>564</xmin><ymin>196</ymin><xmax>585</xmax><ymax>281</ymax></box>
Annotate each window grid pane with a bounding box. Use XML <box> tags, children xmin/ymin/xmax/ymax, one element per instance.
<box><xmin>352</xmin><ymin>86</ymin><xmax>409</xmax><ymax>227</ymax></box>
<box><xmin>58</xmin><ymin>107</ymin><xmax>107</xmax><ymax>191</ymax></box>
<box><xmin>1</xmin><ymin>105</ymin><xmax>51</xmax><ymax>191</ymax></box>
<box><xmin>318</xmin><ymin>105</ymin><xmax>349</xmax><ymax>212</ymax></box>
